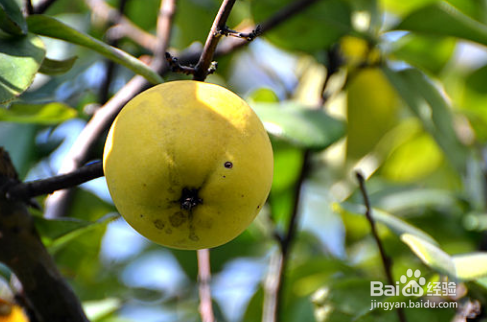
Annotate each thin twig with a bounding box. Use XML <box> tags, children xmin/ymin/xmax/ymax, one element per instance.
<box><xmin>6</xmin><ymin>161</ymin><xmax>103</xmax><ymax>202</ymax></box>
<box><xmin>154</xmin><ymin>0</ymin><xmax>177</xmax><ymax>65</ymax></box>
<box><xmin>355</xmin><ymin>171</ymin><xmax>407</xmax><ymax>322</ymax></box>
<box><xmin>85</xmin><ymin>0</ymin><xmax>158</xmax><ymax>52</ymax></box>
<box><xmin>193</xmin><ymin>0</ymin><xmax>236</xmax><ymax>81</ymax></box>
<box><xmin>263</xmin><ymin>150</ymin><xmax>311</xmax><ymax>322</ymax></box>
<box><xmin>99</xmin><ymin>0</ymin><xmax>129</xmax><ymax>104</ymax></box>
<box><xmin>197</xmin><ymin>249</ymin><xmax>214</xmax><ymax>322</ymax></box>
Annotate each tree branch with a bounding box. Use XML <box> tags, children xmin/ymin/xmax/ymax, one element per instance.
<box><xmin>6</xmin><ymin>161</ymin><xmax>103</xmax><ymax>202</ymax></box>
<box><xmin>355</xmin><ymin>171</ymin><xmax>407</xmax><ymax>322</ymax></box>
<box><xmin>85</xmin><ymin>0</ymin><xmax>158</xmax><ymax>52</ymax></box>
<box><xmin>0</xmin><ymin>148</ymin><xmax>89</xmax><ymax>322</ymax></box>
<box><xmin>193</xmin><ymin>0</ymin><xmax>236</xmax><ymax>81</ymax></box>
<box><xmin>263</xmin><ymin>150</ymin><xmax>310</xmax><ymax>322</ymax></box>
<box><xmin>197</xmin><ymin>249</ymin><xmax>214</xmax><ymax>322</ymax></box>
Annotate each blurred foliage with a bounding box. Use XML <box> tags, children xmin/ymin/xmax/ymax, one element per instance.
<box><xmin>2</xmin><ymin>0</ymin><xmax>487</xmax><ymax>321</ymax></box>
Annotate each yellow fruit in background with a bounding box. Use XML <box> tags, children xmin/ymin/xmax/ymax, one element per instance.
<box><xmin>103</xmin><ymin>80</ymin><xmax>273</xmax><ymax>250</ymax></box>
<box><xmin>346</xmin><ymin>67</ymin><xmax>399</xmax><ymax>159</ymax></box>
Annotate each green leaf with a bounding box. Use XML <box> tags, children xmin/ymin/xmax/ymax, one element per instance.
<box><xmin>0</xmin><ymin>33</ymin><xmax>46</xmax><ymax>104</ymax></box>
<box><xmin>446</xmin><ymin>0</ymin><xmax>487</xmax><ymax>23</ymax></box>
<box><xmin>390</xmin><ymin>34</ymin><xmax>456</xmax><ymax>75</ymax></box>
<box><xmin>38</xmin><ymin>56</ymin><xmax>78</xmax><ymax>75</ymax></box>
<box><xmin>251</xmin><ymin>0</ymin><xmax>351</xmax><ymax>53</ymax></box>
<box><xmin>0</xmin><ymin>102</ymin><xmax>77</xmax><ymax>124</ymax></box>
<box><xmin>382</xmin><ymin>66</ymin><xmax>467</xmax><ymax>173</ymax></box>
<box><xmin>0</xmin><ymin>0</ymin><xmax>27</xmax><ymax>35</ymax></box>
<box><xmin>393</xmin><ymin>2</ymin><xmax>487</xmax><ymax>47</ymax></box>
<box><xmin>26</xmin><ymin>15</ymin><xmax>163</xmax><ymax>84</ymax></box>
<box><xmin>400</xmin><ymin>233</ymin><xmax>456</xmax><ymax>278</ymax></box>
<box><xmin>252</xmin><ymin>102</ymin><xmax>346</xmax><ymax>151</ymax></box>
<box><xmin>337</xmin><ymin>203</ymin><xmax>438</xmax><ymax>245</ymax></box>
<box><xmin>34</xmin><ymin>213</ymin><xmax>119</xmax><ymax>253</ymax></box>
<box><xmin>452</xmin><ymin>253</ymin><xmax>487</xmax><ymax>280</ymax></box>
<box><xmin>83</xmin><ymin>298</ymin><xmax>122</xmax><ymax>322</ymax></box>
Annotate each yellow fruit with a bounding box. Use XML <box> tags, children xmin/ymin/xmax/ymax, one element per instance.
<box><xmin>346</xmin><ymin>67</ymin><xmax>399</xmax><ymax>159</ymax></box>
<box><xmin>0</xmin><ymin>300</ymin><xmax>28</xmax><ymax>322</ymax></box>
<box><xmin>103</xmin><ymin>80</ymin><xmax>273</xmax><ymax>250</ymax></box>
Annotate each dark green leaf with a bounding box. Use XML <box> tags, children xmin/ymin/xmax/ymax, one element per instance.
<box><xmin>394</xmin><ymin>2</ymin><xmax>487</xmax><ymax>47</ymax></box>
<box><xmin>27</xmin><ymin>15</ymin><xmax>163</xmax><ymax>84</ymax></box>
<box><xmin>252</xmin><ymin>102</ymin><xmax>346</xmax><ymax>151</ymax></box>
<box><xmin>0</xmin><ymin>102</ymin><xmax>77</xmax><ymax>124</ymax></box>
<box><xmin>390</xmin><ymin>34</ymin><xmax>456</xmax><ymax>75</ymax></box>
<box><xmin>0</xmin><ymin>33</ymin><xmax>45</xmax><ymax>104</ymax></box>
<box><xmin>251</xmin><ymin>0</ymin><xmax>351</xmax><ymax>53</ymax></box>
<box><xmin>38</xmin><ymin>56</ymin><xmax>78</xmax><ymax>75</ymax></box>
<box><xmin>34</xmin><ymin>213</ymin><xmax>118</xmax><ymax>253</ymax></box>
<box><xmin>446</xmin><ymin>0</ymin><xmax>487</xmax><ymax>23</ymax></box>
<box><xmin>0</xmin><ymin>0</ymin><xmax>27</xmax><ymax>35</ymax></box>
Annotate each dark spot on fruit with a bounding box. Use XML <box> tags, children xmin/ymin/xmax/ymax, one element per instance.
<box><xmin>222</xmin><ymin>175</ymin><xmax>226</xmax><ymax>178</ymax></box>
<box><xmin>142</xmin><ymin>183</ymin><xmax>147</xmax><ymax>187</ymax></box>
<box><xmin>241</xmin><ymin>194</ymin><xmax>244</xmax><ymax>198</ymax></box>
<box><xmin>257</xmin><ymin>205</ymin><xmax>260</xmax><ymax>209</ymax></box>
<box><xmin>179</xmin><ymin>187</ymin><xmax>203</xmax><ymax>211</ymax></box>
<box><xmin>224</xmin><ymin>161</ymin><xmax>233</xmax><ymax>169</ymax></box>
<box><xmin>189</xmin><ymin>232</ymin><xmax>199</xmax><ymax>241</ymax></box>
<box><xmin>140</xmin><ymin>214</ymin><xmax>144</xmax><ymax>218</ymax></box>
<box><xmin>165</xmin><ymin>228</ymin><xmax>172</xmax><ymax>234</ymax></box>
<box><xmin>170</xmin><ymin>211</ymin><xmax>187</xmax><ymax>227</ymax></box>
<box><xmin>154</xmin><ymin>219</ymin><xmax>165</xmax><ymax>230</ymax></box>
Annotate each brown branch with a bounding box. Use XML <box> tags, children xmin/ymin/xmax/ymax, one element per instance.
<box><xmin>263</xmin><ymin>150</ymin><xmax>311</xmax><ymax>322</ymax></box>
<box><xmin>85</xmin><ymin>0</ymin><xmax>158</xmax><ymax>52</ymax></box>
<box><xmin>153</xmin><ymin>0</ymin><xmax>177</xmax><ymax>65</ymax></box>
<box><xmin>6</xmin><ymin>161</ymin><xmax>103</xmax><ymax>202</ymax></box>
<box><xmin>355</xmin><ymin>172</ymin><xmax>407</xmax><ymax>322</ymax></box>
<box><xmin>197</xmin><ymin>249</ymin><xmax>214</xmax><ymax>322</ymax></box>
<box><xmin>193</xmin><ymin>0</ymin><xmax>236</xmax><ymax>81</ymax></box>
<box><xmin>0</xmin><ymin>148</ymin><xmax>89</xmax><ymax>322</ymax></box>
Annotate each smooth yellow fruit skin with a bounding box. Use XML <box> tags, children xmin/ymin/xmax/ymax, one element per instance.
<box><xmin>103</xmin><ymin>80</ymin><xmax>273</xmax><ymax>250</ymax></box>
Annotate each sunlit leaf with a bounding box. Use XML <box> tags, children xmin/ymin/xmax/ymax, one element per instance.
<box><xmin>452</xmin><ymin>253</ymin><xmax>487</xmax><ymax>280</ymax></box>
<box><xmin>27</xmin><ymin>15</ymin><xmax>163</xmax><ymax>84</ymax></box>
<box><xmin>252</xmin><ymin>102</ymin><xmax>346</xmax><ymax>151</ymax></box>
<box><xmin>0</xmin><ymin>0</ymin><xmax>27</xmax><ymax>35</ymax></box>
<box><xmin>445</xmin><ymin>0</ymin><xmax>487</xmax><ymax>23</ymax></box>
<box><xmin>400</xmin><ymin>233</ymin><xmax>456</xmax><ymax>278</ymax></box>
<box><xmin>0</xmin><ymin>102</ymin><xmax>77</xmax><ymax>124</ymax></box>
<box><xmin>83</xmin><ymin>298</ymin><xmax>122</xmax><ymax>322</ymax></box>
<box><xmin>394</xmin><ymin>2</ymin><xmax>487</xmax><ymax>47</ymax></box>
<box><xmin>38</xmin><ymin>56</ymin><xmax>78</xmax><ymax>75</ymax></box>
<box><xmin>0</xmin><ymin>33</ymin><xmax>45</xmax><ymax>103</ymax></box>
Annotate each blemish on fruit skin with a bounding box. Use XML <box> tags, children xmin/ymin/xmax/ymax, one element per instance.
<box><xmin>224</xmin><ymin>161</ymin><xmax>233</xmax><ymax>169</ymax></box>
<box><xmin>154</xmin><ymin>219</ymin><xmax>165</xmax><ymax>230</ymax></box>
<box><xmin>170</xmin><ymin>211</ymin><xmax>187</xmax><ymax>227</ymax></box>
<box><xmin>165</xmin><ymin>228</ymin><xmax>172</xmax><ymax>234</ymax></box>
